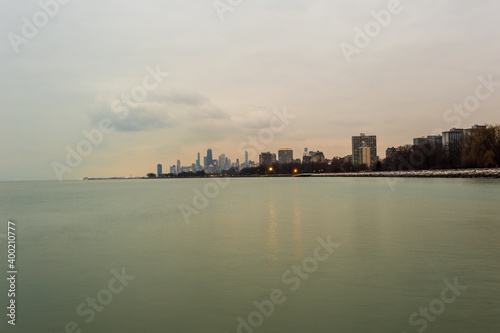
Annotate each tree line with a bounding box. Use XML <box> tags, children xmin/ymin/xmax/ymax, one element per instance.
<box><xmin>383</xmin><ymin>124</ymin><xmax>500</xmax><ymax>171</ymax></box>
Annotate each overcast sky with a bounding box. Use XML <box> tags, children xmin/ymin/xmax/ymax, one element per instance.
<box><xmin>1</xmin><ymin>0</ymin><xmax>499</xmax><ymax>180</ymax></box>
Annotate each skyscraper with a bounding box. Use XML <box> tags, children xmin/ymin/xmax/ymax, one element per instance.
<box><xmin>278</xmin><ymin>148</ymin><xmax>293</xmax><ymax>163</ymax></box>
<box><xmin>352</xmin><ymin>133</ymin><xmax>377</xmax><ymax>166</ymax></box>
<box><xmin>176</xmin><ymin>160</ymin><xmax>181</xmax><ymax>175</ymax></box>
<box><xmin>157</xmin><ymin>164</ymin><xmax>162</xmax><ymax>177</ymax></box>
<box><xmin>206</xmin><ymin>149</ymin><xmax>213</xmax><ymax>168</ymax></box>
<box><xmin>218</xmin><ymin>153</ymin><xmax>226</xmax><ymax>171</ymax></box>
<box><xmin>245</xmin><ymin>151</ymin><xmax>248</xmax><ymax>166</ymax></box>
<box><xmin>196</xmin><ymin>152</ymin><xmax>201</xmax><ymax>167</ymax></box>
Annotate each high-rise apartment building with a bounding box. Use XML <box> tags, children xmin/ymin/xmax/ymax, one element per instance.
<box><xmin>176</xmin><ymin>160</ymin><xmax>181</xmax><ymax>175</ymax></box>
<box><xmin>413</xmin><ymin>135</ymin><xmax>443</xmax><ymax>146</ymax></box>
<box><xmin>352</xmin><ymin>133</ymin><xmax>377</xmax><ymax>166</ymax></box>
<box><xmin>359</xmin><ymin>145</ymin><xmax>371</xmax><ymax>168</ymax></box>
<box><xmin>427</xmin><ymin>135</ymin><xmax>443</xmax><ymax>145</ymax></box>
<box><xmin>413</xmin><ymin>137</ymin><xmax>428</xmax><ymax>146</ymax></box>
<box><xmin>157</xmin><ymin>164</ymin><xmax>162</xmax><ymax>177</ymax></box>
<box><xmin>259</xmin><ymin>152</ymin><xmax>273</xmax><ymax>166</ymax></box>
<box><xmin>442</xmin><ymin>128</ymin><xmax>464</xmax><ymax>146</ymax></box>
<box><xmin>464</xmin><ymin>124</ymin><xmax>487</xmax><ymax>135</ymax></box>
<box><xmin>278</xmin><ymin>148</ymin><xmax>293</xmax><ymax>164</ymax></box>
<box><xmin>245</xmin><ymin>151</ymin><xmax>249</xmax><ymax>166</ymax></box>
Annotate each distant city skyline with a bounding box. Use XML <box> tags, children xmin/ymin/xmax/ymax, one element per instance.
<box><xmin>154</xmin><ymin>123</ymin><xmax>493</xmax><ymax>176</ymax></box>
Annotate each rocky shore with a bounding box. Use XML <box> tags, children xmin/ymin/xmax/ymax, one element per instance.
<box><xmin>303</xmin><ymin>168</ymin><xmax>500</xmax><ymax>178</ymax></box>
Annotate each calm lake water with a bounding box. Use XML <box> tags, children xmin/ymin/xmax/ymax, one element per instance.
<box><xmin>0</xmin><ymin>178</ymin><xmax>499</xmax><ymax>333</ymax></box>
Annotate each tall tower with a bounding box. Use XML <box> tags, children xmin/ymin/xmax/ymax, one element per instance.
<box><xmin>218</xmin><ymin>153</ymin><xmax>226</xmax><ymax>171</ymax></box>
<box><xmin>176</xmin><ymin>160</ymin><xmax>181</xmax><ymax>174</ymax></box>
<box><xmin>206</xmin><ymin>148</ymin><xmax>213</xmax><ymax>167</ymax></box>
<box><xmin>352</xmin><ymin>133</ymin><xmax>377</xmax><ymax>166</ymax></box>
<box><xmin>196</xmin><ymin>152</ymin><xmax>201</xmax><ymax>167</ymax></box>
<box><xmin>245</xmin><ymin>151</ymin><xmax>249</xmax><ymax>165</ymax></box>
<box><xmin>157</xmin><ymin>164</ymin><xmax>162</xmax><ymax>177</ymax></box>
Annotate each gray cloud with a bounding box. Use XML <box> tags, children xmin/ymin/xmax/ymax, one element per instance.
<box><xmin>88</xmin><ymin>89</ymin><xmax>231</xmax><ymax>132</ymax></box>
<box><xmin>88</xmin><ymin>107</ymin><xmax>168</xmax><ymax>132</ymax></box>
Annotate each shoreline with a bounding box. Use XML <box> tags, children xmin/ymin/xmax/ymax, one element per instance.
<box><xmin>299</xmin><ymin>168</ymin><xmax>500</xmax><ymax>178</ymax></box>
<box><xmin>82</xmin><ymin>168</ymin><xmax>500</xmax><ymax>180</ymax></box>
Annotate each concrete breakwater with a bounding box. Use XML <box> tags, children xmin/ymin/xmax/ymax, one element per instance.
<box><xmin>303</xmin><ymin>168</ymin><xmax>500</xmax><ymax>178</ymax></box>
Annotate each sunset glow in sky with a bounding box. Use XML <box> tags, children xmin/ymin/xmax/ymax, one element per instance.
<box><xmin>1</xmin><ymin>0</ymin><xmax>499</xmax><ymax>180</ymax></box>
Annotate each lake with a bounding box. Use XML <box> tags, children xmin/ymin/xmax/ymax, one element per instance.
<box><xmin>0</xmin><ymin>178</ymin><xmax>499</xmax><ymax>333</ymax></box>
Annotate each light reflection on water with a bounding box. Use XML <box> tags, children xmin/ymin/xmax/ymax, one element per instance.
<box><xmin>0</xmin><ymin>178</ymin><xmax>498</xmax><ymax>333</ymax></box>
